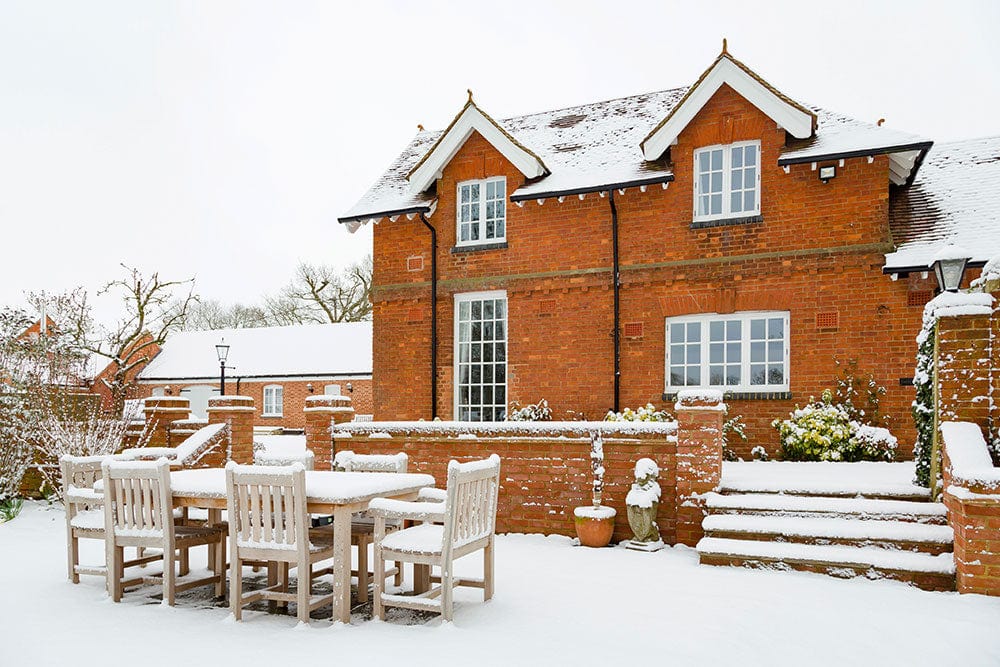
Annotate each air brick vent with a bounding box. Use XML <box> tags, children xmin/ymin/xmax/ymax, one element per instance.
<box><xmin>623</xmin><ymin>322</ymin><xmax>644</xmax><ymax>338</ymax></box>
<box><xmin>816</xmin><ymin>311</ymin><xmax>839</xmax><ymax>330</ymax></box>
<box><xmin>406</xmin><ymin>256</ymin><xmax>424</xmax><ymax>272</ymax></box>
<box><xmin>907</xmin><ymin>290</ymin><xmax>933</xmax><ymax>307</ymax></box>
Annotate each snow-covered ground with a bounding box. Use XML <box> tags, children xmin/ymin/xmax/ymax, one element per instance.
<box><xmin>3</xmin><ymin>502</ymin><xmax>1000</xmax><ymax>666</ymax></box>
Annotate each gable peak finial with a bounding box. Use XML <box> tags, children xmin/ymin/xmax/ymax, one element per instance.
<box><xmin>722</xmin><ymin>37</ymin><xmax>728</xmax><ymax>55</ymax></box>
<box><xmin>467</xmin><ymin>88</ymin><xmax>474</xmax><ymax>104</ymax></box>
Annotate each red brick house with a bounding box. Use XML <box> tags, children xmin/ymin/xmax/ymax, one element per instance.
<box><xmin>134</xmin><ymin>323</ymin><xmax>373</xmax><ymax>429</ymax></box>
<box><xmin>339</xmin><ymin>48</ymin><xmax>995</xmax><ymax>456</ymax></box>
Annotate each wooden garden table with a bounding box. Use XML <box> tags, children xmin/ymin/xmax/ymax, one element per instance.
<box><xmin>144</xmin><ymin>468</ymin><xmax>434</xmax><ymax>623</ymax></box>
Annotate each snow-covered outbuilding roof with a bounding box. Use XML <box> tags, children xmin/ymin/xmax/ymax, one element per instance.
<box><xmin>340</xmin><ymin>51</ymin><xmax>931</xmax><ymax>227</ymax></box>
<box><xmin>138</xmin><ymin>322</ymin><xmax>372</xmax><ymax>381</ymax></box>
<box><xmin>885</xmin><ymin>136</ymin><xmax>1000</xmax><ymax>273</ymax></box>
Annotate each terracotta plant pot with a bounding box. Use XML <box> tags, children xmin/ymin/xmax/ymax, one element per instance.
<box><xmin>573</xmin><ymin>506</ymin><xmax>617</xmax><ymax>547</ymax></box>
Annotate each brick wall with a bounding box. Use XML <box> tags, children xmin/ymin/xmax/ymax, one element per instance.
<box><xmin>371</xmin><ymin>85</ymin><xmax>943</xmax><ymax>457</ymax></box>
<box><xmin>318</xmin><ymin>393</ymin><xmax>723</xmax><ymax>544</ymax></box>
<box><xmin>136</xmin><ymin>377</ymin><xmax>372</xmax><ymax>429</ymax></box>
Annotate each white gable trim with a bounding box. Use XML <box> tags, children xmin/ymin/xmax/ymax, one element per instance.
<box><xmin>642</xmin><ymin>57</ymin><xmax>814</xmax><ymax>161</ymax></box>
<box><xmin>407</xmin><ymin>104</ymin><xmax>547</xmax><ymax>195</ymax></box>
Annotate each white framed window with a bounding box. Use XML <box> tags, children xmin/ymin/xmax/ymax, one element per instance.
<box><xmin>665</xmin><ymin>311</ymin><xmax>789</xmax><ymax>392</ymax></box>
<box><xmin>262</xmin><ymin>384</ymin><xmax>284</xmax><ymax>417</ymax></box>
<box><xmin>454</xmin><ymin>290</ymin><xmax>507</xmax><ymax>421</ymax></box>
<box><xmin>457</xmin><ymin>177</ymin><xmax>506</xmax><ymax>246</ymax></box>
<box><xmin>324</xmin><ymin>384</ymin><xmax>341</xmax><ymax>396</ymax></box>
<box><xmin>693</xmin><ymin>141</ymin><xmax>760</xmax><ymax>221</ymax></box>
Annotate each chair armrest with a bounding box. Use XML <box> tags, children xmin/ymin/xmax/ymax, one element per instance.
<box><xmin>368</xmin><ymin>498</ymin><xmax>447</xmax><ymax>522</ymax></box>
<box><xmin>416</xmin><ymin>487</ymin><xmax>447</xmax><ymax>503</ymax></box>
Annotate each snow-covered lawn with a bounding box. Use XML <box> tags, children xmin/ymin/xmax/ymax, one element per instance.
<box><xmin>3</xmin><ymin>502</ymin><xmax>1000</xmax><ymax>666</ymax></box>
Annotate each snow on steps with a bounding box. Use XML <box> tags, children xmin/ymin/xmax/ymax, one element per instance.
<box><xmin>702</xmin><ymin>514</ymin><xmax>954</xmax><ymax>555</ymax></box>
<box><xmin>719</xmin><ymin>462</ymin><xmax>930</xmax><ymax>501</ymax></box>
<box><xmin>703</xmin><ymin>492</ymin><xmax>948</xmax><ymax>524</ymax></box>
<box><xmin>697</xmin><ymin>537</ymin><xmax>956</xmax><ymax>591</ymax></box>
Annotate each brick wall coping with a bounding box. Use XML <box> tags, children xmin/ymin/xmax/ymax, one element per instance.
<box><xmin>143</xmin><ymin>406</ymin><xmax>191</xmax><ymax>413</ymax></box>
<box><xmin>334</xmin><ymin>420</ymin><xmax>679</xmax><ymax>438</ymax></box>
<box><xmin>304</xmin><ymin>406</ymin><xmax>356</xmax><ymax>414</ymax></box>
<box><xmin>927</xmin><ymin>291</ymin><xmax>994</xmax><ymax>320</ymax></box>
<box><xmin>172</xmin><ymin>418</ymin><xmax>209</xmax><ymax>426</ymax></box>
<box><xmin>305</xmin><ymin>395</ymin><xmax>352</xmax><ymax>404</ymax></box>
<box><xmin>206</xmin><ymin>406</ymin><xmax>256</xmax><ymax>412</ymax></box>
<box><xmin>941</xmin><ymin>421</ymin><xmax>1000</xmax><ymax>493</ymax></box>
<box><xmin>208</xmin><ymin>395</ymin><xmax>254</xmax><ymax>401</ymax></box>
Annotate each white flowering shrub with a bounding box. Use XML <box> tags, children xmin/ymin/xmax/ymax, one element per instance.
<box><xmin>604</xmin><ymin>403</ymin><xmax>672</xmax><ymax>422</ymax></box>
<box><xmin>773</xmin><ymin>390</ymin><xmax>897</xmax><ymax>462</ymax></box>
<box><xmin>507</xmin><ymin>399</ymin><xmax>552</xmax><ymax>422</ymax></box>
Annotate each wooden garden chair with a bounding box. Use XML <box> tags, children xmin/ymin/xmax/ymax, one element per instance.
<box><xmin>318</xmin><ymin>451</ymin><xmax>409</xmax><ymax>602</ymax></box>
<box><xmin>60</xmin><ymin>455</ymin><xmax>160</xmax><ymax>586</ymax></box>
<box><xmin>101</xmin><ymin>459</ymin><xmax>226</xmax><ymax>605</ymax></box>
<box><xmin>369</xmin><ymin>454</ymin><xmax>501</xmax><ymax>621</ymax></box>
<box><xmin>225</xmin><ymin>462</ymin><xmax>334</xmax><ymax>624</ymax></box>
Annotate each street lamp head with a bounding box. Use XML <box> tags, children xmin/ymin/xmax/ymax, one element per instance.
<box><xmin>216</xmin><ymin>339</ymin><xmax>230</xmax><ymax>364</ymax></box>
<box><xmin>929</xmin><ymin>243</ymin><xmax>972</xmax><ymax>293</ymax></box>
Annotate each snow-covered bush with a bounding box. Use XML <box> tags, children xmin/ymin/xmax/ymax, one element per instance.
<box><xmin>0</xmin><ymin>497</ymin><xmax>23</xmax><ymax>522</ymax></box>
<box><xmin>750</xmin><ymin>445</ymin><xmax>769</xmax><ymax>462</ymax></box>
<box><xmin>507</xmin><ymin>399</ymin><xmax>552</xmax><ymax>422</ymax></box>
<box><xmin>604</xmin><ymin>403</ymin><xmax>672</xmax><ymax>422</ymax></box>
<box><xmin>722</xmin><ymin>410</ymin><xmax>748</xmax><ymax>461</ymax></box>
<box><xmin>773</xmin><ymin>390</ymin><xmax>896</xmax><ymax>462</ymax></box>
<box><xmin>912</xmin><ymin>300</ymin><xmax>938</xmax><ymax>487</ymax></box>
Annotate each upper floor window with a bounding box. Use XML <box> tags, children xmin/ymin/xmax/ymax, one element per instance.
<box><xmin>694</xmin><ymin>141</ymin><xmax>760</xmax><ymax>221</ymax></box>
<box><xmin>457</xmin><ymin>177</ymin><xmax>506</xmax><ymax>246</ymax></box>
<box><xmin>263</xmin><ymin>384</ymin><xmax>283</xmax><ymax>417</ymax></box>
<box><xmin>666</xmin><ymin>311</ymin><xmax>789</xmax><ymax>393</ymax></box>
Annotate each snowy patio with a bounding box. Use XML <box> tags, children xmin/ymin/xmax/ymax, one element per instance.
<box><xmin>3</xmin><ymin>501</ymin><xmax>1000</xmax><ymax>666</ymax></box>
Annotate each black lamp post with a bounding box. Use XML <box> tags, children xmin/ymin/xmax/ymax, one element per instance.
<box><xmin>930</xmin><ymin>243</ymin><xmax>972</xmax><ymax>293</ymax></box>
<box><xmin>216</xmin><ymin>339</ymin><xmax>231</xmax><ymax>395</ymax></box>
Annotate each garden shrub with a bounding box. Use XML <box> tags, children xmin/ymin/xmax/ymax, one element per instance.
<box><xmin>508</xmin><ymin>399</ymin><xmax>552</xmax><ymax>422</ymax></box>
<box><xmin>722</xmin><ymin>409</ymin><xmax>748</xmax><ymax>461</ymax></box>
<box><xmin>773</xmin><ymin>390</ymin><xmax>897</xmax><ymax>462</ymax></box>
<box><xmin>605</xmin><ymin>403</ymin><xmax>672</xmax><ymax>422</ymax></box>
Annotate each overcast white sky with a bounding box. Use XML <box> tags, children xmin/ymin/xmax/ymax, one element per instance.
<box><xmin>1</xmin><ymin>0</ymin><xmax>998</xmax><ymax>324</ymax></box>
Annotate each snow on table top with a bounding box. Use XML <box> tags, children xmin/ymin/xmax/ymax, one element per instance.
<box><xmin>704</xmin><ymin>492</ymin><xmax>947</xmax><ymax>517</ymax></box>
<box><xmin>720</xmin><ymin>461</ymin><xmax>929</xmax><ymax>498</ymax></box>
<box><xmin>886</xmin><ymin>136</ymin><xmax>1000</xmax><ymax>271</ymax></box>
<box><xmin>138</xmin><ymin>322</ymin><xmax>372</xmax><ymax>379</ymax></box>
<box><xmin>703</xmin><ymin>513</ymin><xmax>953</xmax><ymax>543</ymax></box>
<box><xmin>697</xmin><ymin>537</ymin><xmax>956</xmax><ymax>574</ymax></box>
<box><xmin>168</xmin><ymin>469</ymin><xmax>434</xmax><ymax>504</ymax></box>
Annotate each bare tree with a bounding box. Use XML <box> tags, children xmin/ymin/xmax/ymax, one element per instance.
<box><xmin>271</xmin><ymin>256</ymin><xmax>372</xmax><ymax>324</ymax></box>
<box><xmin>36</xmin><ymin>265</ymin><xmax>197</xmax><ymax>415</ymax></box>
<box><xmin>177</xmin><ymin>299</ymin><xmax>270</xmax><ymax>331</ymax></box>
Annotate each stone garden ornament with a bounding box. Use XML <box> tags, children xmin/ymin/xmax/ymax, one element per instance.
<box><xmin>624</xmin><ymin>457</ymin><xmax>664</xmax><ymax>552</ymax></box>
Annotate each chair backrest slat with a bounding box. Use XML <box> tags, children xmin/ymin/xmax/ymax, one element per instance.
<box><xmin>442</xmin><ymin>455</ymin><xmax>501</xmax><ymax>552</ymax></box>
<box><xmin>101</xmin><ymin>459</ymin><xmax>173</xmax><ymax>542</ymax></box>
<box><xmin>226</xmin><ymin>463</ymin><xmax>308</xmax><ymax>551</ymax></box>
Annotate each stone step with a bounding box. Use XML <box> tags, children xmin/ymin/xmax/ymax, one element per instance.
<box><xmin>696</xmin><ymin>537</ymin><xmax>956</xmax><ymax>591</ymax></box>
<box><xmin>718</xmin><ymin>462</ymin><xmax>930</xmax><ymax>502</ymax></box>
<box><xmin>703</xmin><ymin>492</ymin><xmax>949</xmax><ymax>524</ymax></box>
<box><xmin>702</xmin><ymin>514</ymin><xmax>954</xmax><ymax>555</ymax></box>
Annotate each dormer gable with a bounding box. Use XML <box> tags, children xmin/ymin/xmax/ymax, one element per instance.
<box><xmin>407</xmin><ymin>93</ymin><xmax>549</xmax><ymax>195</ymax></box>
<box><xmin>641</xmin><ymin>46</ymin><xmax>817</xmax><ymax>161</ymax></box>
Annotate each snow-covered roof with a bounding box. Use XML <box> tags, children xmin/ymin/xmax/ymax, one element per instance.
<box><xmin>885</xmin><ymin>136</ymin><xmax>1000</xmax><ymax>272</ymax></box>
<box><xmin>340</xmin><ymin>86</ymin><xmax>931</xmax><ymax>226</ymax></box>
<box><xmin>138</xmin><ymin>322</ymin><xmax>372</xmax><ymax>380</ymax></box>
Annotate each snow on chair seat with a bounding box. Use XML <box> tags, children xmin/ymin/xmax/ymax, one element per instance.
<box><xmin>369</xmin><ymin>454</ymin><xmax>501</xmax><ymax>622</ymax></box>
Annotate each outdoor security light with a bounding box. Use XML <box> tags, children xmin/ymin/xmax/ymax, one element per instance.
<box><xmin>818</xmin><ymin>165</ymin><xmax>836</xmax><ymax>183</ymax></box>
<box><xmin>346</xmin><ymin>382</ymin><xmax>354</xmax><ymax>393</ymax></box>
<box><xmin>930</xmin><ymin>243</ymin><xmax>971</xmax><ymax>293</ymax></box>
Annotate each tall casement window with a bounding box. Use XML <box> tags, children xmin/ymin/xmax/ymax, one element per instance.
<box><xmin>457</xmin><ymin>177</ymin><xmax>506</xmax><ymax>246</ymax></box>
<box><xmin>262</xmin><ymin>384</ymin><xmax>284</xmax><ymax>417</ymax></box>
<box><xmin>454</xmin><ymin>291</ymin><xmax>507</xmax><ymax>421</ymax></box>
<box><xmin>665</xmin><ymin>312</ymin><xmax>789</xmax><ymax>392</ymax></box>
<box><xmin>693</xmin><ymin>141</ymin><xmax>760</xmax><ymax>221</ymax></box>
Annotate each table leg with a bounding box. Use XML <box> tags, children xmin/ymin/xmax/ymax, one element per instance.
<box><xmin>208</xmin><ymin>508</ymin><xmax>223</xmax><ymax>574</ymax></box>
<box><xmin>331</xmin><ymin>506</ymin><xmax>353</xmax><ymax>623</ymax></box>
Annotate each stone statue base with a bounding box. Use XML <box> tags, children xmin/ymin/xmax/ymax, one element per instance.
<box><xmin>622</xmin><ymin>538</ymin><xmax>664</xmax><ymax>552</ymax></box>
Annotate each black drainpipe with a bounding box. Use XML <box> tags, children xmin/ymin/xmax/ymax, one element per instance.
<box><xmin>609</xmin><ymin>189</ymin><xmax>621</xmax><ymax>413</ymax></box>
<box><xmin>419</xmin><ymin>213</ymin><xmax>438</xmax><ymax>419</ymax></box>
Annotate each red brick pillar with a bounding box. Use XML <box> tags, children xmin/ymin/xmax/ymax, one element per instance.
<box><xmin>936</xmin><ymin>311</ymin><xmax>992</xmax><ymax>427</ymax></box>
<box><xmin>304</xmin><ymin>395</ymin><xmax>355</xmax><ymax>470</ymax></box>
<box><xmin>674</xmin><ymin>390</ymin><xmax>725</xmax><ymax>547</ymax></box>
<box><xmin>143</xmin><ymin>397</ymin><xmax>191</xmax><ymax>448</ymax></box>
<box><xmin>207</xmin><ymin>395</ymin><xmax>256</xmax><ymax>464</ymax></box>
